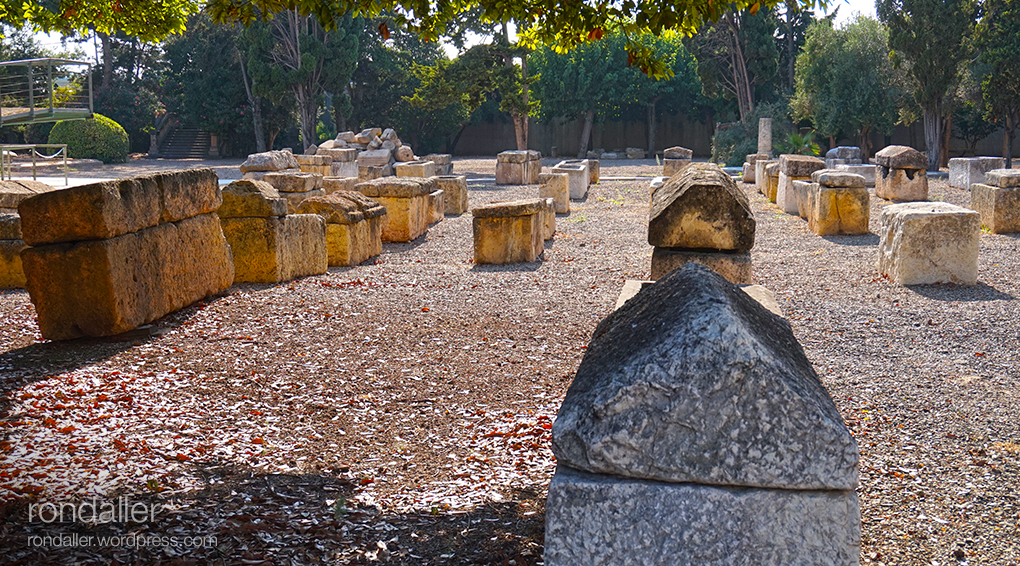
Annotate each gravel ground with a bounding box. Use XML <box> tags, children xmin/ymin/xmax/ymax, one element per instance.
<box><xmin>0</xmin><ymin>157</ymin><xmax>1018</xmax><ymax>565</ymax></box>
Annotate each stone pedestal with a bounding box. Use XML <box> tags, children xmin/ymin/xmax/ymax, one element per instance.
<box><xmin>540</xmin><ymin>198</ymin><xmax>556</xmax><ymax>240</ymax></box>
<box><xmin>969</xmin><ymin>168</ymin><xmax>1020</xmax><ymax>233</ymax></box>
<box><xmin>777</xmin><ymin>155</ymin><xmax>825</xmax><ymax>215</ymax></box>
<box><xmin>755</xmin><ymin>159</ymin><xmax>776</xmax><ymax>196</ymax></box>
<box><xmin>764</xmin><ymin>162</ymin><xmax>781</xmax><ymax>203</ymax></box>
<box><xmin>297</xmin><ymin>192</ymin><xmax>385</xmax><ymax>266</ymax></box>
<box><xmin>423</xmin><ymin>153</ymin><xmax>453</xmax><ymax>175</ymax></box>
<box><xmin>807</xmin><ymin>172</ymin><xmax>870</xmax><ymax>236</ymax></box>
<box><xmin>357</xmin><ymin>177</ymin><xmax>433</xmax><ymax>242</ymax></box>
<box><xmin>472</xmin><ymin>199</ymin><xmax>545</xmax><ymax>264</ymax></box>
<box><xmin>650</xmin><ymin>248</ymin><xmax>752</xmax><ymax>283</ymax></box>
<box><xmin>495</xmin><ymin>150</ymin><xmax>542</xmax><ymax>185</ymax></box>
<box><xmin>552</xmin><ymin>161</ymin><xmax>590</xmax><ymax>200</ymax></box>
<box><xmin>663</xmin><ymin>158</ymin><xmax>691</xmax><ymax>177</ymax></box>
<box><xmin>434</xmin><ymin>175</ymin><xmax>468</xmax><ymax>215</ymax></box>
<box><xmin>539</xmin><ymin>172</ymin><xmax>570</xmax><ymax>214</ymax></box>
<box><xmin>875</xmin><ymin>145</ymin><xmax>928</xmax><ymax>201</ymax></box>
<box><xmin>949</xmin><ymin>157</ymin><xmax>1004</xmax><ymax>189</ymax></box>
<box><xmin>427</xmin><ymin>190</ymin><xmax>445</xmax><ymax>224</ymax></box>
<box><xmin>877</xmin><ymin>202</ymin><xmax>979</xmax><ymax>285</ymax></box>
<box><xmin>742</xmin><ymin>153</ymin><xmax>768</xmax><ymax>184</ymax></box>
<box><xmin>758</xmin><ymin>118</ymin><xmax>772</xmax><ymax>156</ymax></box>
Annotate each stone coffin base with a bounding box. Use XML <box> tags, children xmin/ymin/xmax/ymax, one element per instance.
<box><xmin>428</xmin><ymin>190</ymin><xmax>445</xmax><ymax>225</ymax></box>
<box><xmin>472</xmin><ymin>201</ymin><xmax>544</xmax><ymax>264</ymax></box>
<box><xmin>545</xmin><ymin>466</ymin><xmax>861</xmax><ymax>566</ymax></box>
<box><xmin>540</xmin><ymin>173</ymin><xmax>570</xmax><ymax>214</ymax></box>
<box><xmin>650</xmin><ymin>248</ymin><xmax>752</xmax><ymax>284</ymax></box>
<box><xmin>373</xmin><ymin>195</ymin><xmax>429</xmax><ymax>242</ymax></box>
<box><xmin>877</xmin><ymin>202</ymin><xmax>979</xmax><ymax>285</ymax></box>
<box><xmin>22</xmin><ymin>213</ymin><xmax>234</xmax><ymax>340</ymax></box>
<box><xmin>876</xmin><ymin>167</ymin><xmax>928</xmax><ymax>201</ymax></box>
<box><xmin>221</xmin><ymin>214</ymin><xmax>326</xmax><ymax>284</ymax></box>
<box><xmin>495</xmin><ymin>160</ymin><xmax>541</xmax><ymax>185</ymax></box>
<box><xmin>808</xmin><ymin>185</ymin><xmax>870</xmax><ymax>236</ymax></box>
<box><xmin>434</xmin><ymin>176</ymin><xmax>469</xmax><ymax>215</ymax></box>
<box><xmin>324</xmin><ymin>217</ymin><xmax>382</xmax><ymax>267</ymax></box>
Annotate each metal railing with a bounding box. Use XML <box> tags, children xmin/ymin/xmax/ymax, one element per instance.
<box><xmin>0</xmin><ymin>58</ymin><xmax>92</xmax><ymax>127</ymax></box>
<box><xmin>0</xmin><ymin>144</ymin><xmax>70</xmax><ymax>185</ymax></box>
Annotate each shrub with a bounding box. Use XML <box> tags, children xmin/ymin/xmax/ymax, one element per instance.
<box><xmin>48</xmin><ymin>113</ymin><xmax>129</xmax><ymax>163</ymax></box>
<box><xmin>710</xmin><ymin>102</ymin><xmax>792</xmax><ymax>166</ymax></box>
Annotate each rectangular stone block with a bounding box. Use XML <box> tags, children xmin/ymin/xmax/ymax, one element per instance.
<box><xmin>497</xmin><ymin>150</ymin><xmax>541</xmax><ymax>164</ymax></box>
<box><xmin>423</xmin><ymin>153</ymin><xmax>453</xmax><ymax>175</ymax></box>
<box><xmin>559</xmin><ymin>159</ymin><xmax>597</xmax><ymax>184</ymax></box>
<box><xmin>0</xmin><ymin>212</ymin><xmax>21</xmax><ymax>240</ymax></box>
<box><xmin>663</xmin><ymin>146</ymin><xmax>693</xmax><ymax>160</ymax></box>
<box><xmin>808</xmin><ymin>184</ymin><xmax>870</xmax><ymax>236</ymax></box>
<box><xmin>663</xmin><ymin>158</ymin><xmax>691</xmax><ymax>178</ymax></box>
<box><xmin>472</xmin><ymin>199</ymin><xmax>544</xmax><ymax>264</ymax></box>
<box><xmin>777</xmin><ymin>172</ymin><xmax>810</xmax><ymax>215</ymax></box>
<box><xmin>330</xmin><ymin>161</ymin><xmax>359</xmax><ymax>178</ymax></box>
<box><xmin>394</xmin><ymin>160</ymin><xmax>436</xmax><ymax>178</ymax></box>
<box><xmin>650</xmin><ymin>248</ymin><xmax>752</xmax><ymax>284</ymax></box>
<box><xmin>779</xmin><ymin>154</ymin><xmax>824</xmax><ymax>178</ymax></box>
<box><xmin>495</xmin><ymin>159</ymin><xmax>542</xmax><ymax>185</ymax></box>
<box><xmin>834</xmin><ymin>164</ymin><xmax>876</xmax><ymax>186</ymax></box>
<box><xmin>295</xmin><ymin>154</ymin><xmax>330</xmax><ymax>167</ymax></box>
<box><xmin>539</xmin><ymin>172</ymin><xmax>570</xmax><ymax>214</ymax></box>
<box><xmin>755</xmin><ymin>159</ymin><xmax>774</xmax><ymax>196</ymax></box>
<box><xmin>949</xmin><ymin>157</ymin><xmax>1004</xmax><ymax>189</ymax></box>
<box><xmin>370</xmin><ymin>195</ymin><xmax>428</xmax><ymax>242</ymax></box>
<box><xmin>221</xmin><ymin>214</ymin><xmax>326</xmax><ymax>284</ymax></box>
<box><xmin>545</xmin><ymin>466</ymin><xmax>860</xmax><ymax>566</ymax></box>
<box><xmin>280</xmin><ymin>189</ymin><xmax>326</xmax><ymax>214</ymax></box>
<box><xmin>263</xmin><ymin>172</ymin><xmax>321</xmax><ymax>193</ymax></box>
<box><xmin>0</xmin><ymin>179</ymin><xmax>54</xmax><ymax>209</ymax></box>
<box><xmin>321</xmin><ymin>177</ymin><xmax>358</xmax><ymax>195</ymax></box>
<box><xmin>765</xmin><ymin>162</ymin><xmax>781</xmax><ymax>203</ymax></box>
<box><xmin>541</xmin><ymin>198</ymin><xmax>555</xmax><ymax>240</ymax></box>
<box><xmin>742</xmin><ymin>162</ymin><xmax>755</xmax><ymax>184</ymax></box>
<box><xmin>434</xmin><ymin>176</ymin><xmax>468</xmax><ymax>215</ymax></box>
<box><xmin>877</xmin><ymin>202</ymin><xmax>979</xmax><ymax>285</ymax></box>
<box><xmin>793</xmin><ymin>180</ymin><xmax>813</xmax><ymax>218</ymax></box>
<box><xmin>551</xmin><ymin>162</ymin><xmax>589</xmax><ymax>200</ymax></box>
<box><xmin>18</xmin><ymin>170</ymin><xmax>221</xmax><ymax>246</ymax></box>
<box><xmin>984</xmin><ymin>168</ymin><xmax>1020</xmax><ymax>188</ymax></box>
<box><xmin>428</xmin><ymin>190</ymin><xmax>445</xmax><ymax>225</ymax></box>
<box><xmin>0</xmin><ymin>239</ymin><xmax>27</xmax><ymax>289</ymax></box>
<box><xmin>357</xmin><ymin>149</ymin><xmax>393</xmax><ymax>167</ymax></box>
<box><xmin>22</xmin><ymin>213</ymin><xmax>234</xmax><ymax>340</ymax></box>
<box><xmin>970</xmin><ymin>183</ymin><xmax>1020</xmax><ymax>233</ymax></box>
<box><xmin>316</xmin><ymin>147</ymin><xmax>357</xmax><ymax>162</ymax></box>
<box><xmin>875</xmin><ymin>166</ymin><xmax>928</xmax><ymax>201</ymax></box>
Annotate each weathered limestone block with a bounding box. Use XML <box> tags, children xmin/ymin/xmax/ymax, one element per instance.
<box><xmin>551</xmin><ymin>161</ymin><xmax>589</xmax><ymax>200</ymax></box>
<box><xmin>19</xmin><ymin>170</ymin><xmax>221</xmax><ymax>246</ymax></box>
<box><xmin>424</xmin><ymin>153</ymin><xmax>453</xmax><ymax>175</ymax></box>
<box><xmin>776</xmin><ymin>155</ymin><xmax>824</xmax><ymax>215</ymax></box>
<box><xmin>428</xmin><ymin>190</ymin><xmax>445</xmax><ymax>224</ymax></box>
<box><xmin>357</xmin><ymin>149</ymin><xmax>394</xmax><ymax>168</ymax></box>
<box><xmin>835</xmin><ymin>164</ymin><xmax>877</xmax><ymax>186</ymax></box>
<box><xmin>969</xmin><ymin>169</ymin><xmax>1020</xmax><ymax>233</ymax></box>
<box><xmin>875</xmin><ymin>145</ymin><xmax>927</xmax><ymax>170</ymax></box>
<box><xmin>743</xmin><ymin>153</ymin><xmax>769</xmax><ymax>184</ymax></box>
<box><xmin>755</xmin><ymin>159</ymin><xmax>776</xmax><ymax>196</ymax></box>
<box><xmin>472</xmin><ymin>199</ymin><xmax>545</xmax><ymax>264</ymax></box>
<box><xmin>221</xmin><ymin>214</ymin><xmax>326</xmax><ymax>283</ymax></box>
<box><xmin>0</xmin><ymin>212</ymin><xmax>21</xmax><ymax>240</ymax></box>
<box><xmin>240</xmin><ymin>150</ymin><xmax>299</xmax><ymax>173</ymax></box>
<box><xmin>317</xmin><ymin>147</ymin><xmax>357</xmax><ymax>163</ymax></box>
<box><xmin>297</xmin><ymin>193</ymin><xmax>382</xmax><ymax>266</ymax></box>
<box><xmin>554</xmin><ymin>263</ymin><xmax>858</xmax><ymax>488</ymax></box>
<box><xmin>357</xmin><ymin>165</ymin><xmax>389</xmax><ymax>181</ymax></box>
<box><xmin>241</xmin><ymin>168</ymin><xmax>301</xmax><ymax>182</ymax></box>
<box><xmin>321</xmin><ymin>176</ymin><xmax>358</xmax><ymax>195</ymax></box>
<box><xmin>663</xmin><ymin>146</ymin><xmax>693</xmax><ymax>160</ymax></box>
<box><xmin>539</xmin><ymin>172</ymin><xmax>570</xmax><ymax>214</ymax></box>
<box><xmin>334</xmin><ymin>191</ymin><xmax>385</xmax><ymax>261</ymax></box>
<box><xmin>541</xmin><ymin>197</ymin><xmax>556</xmax><ymax>240</ymax></box>
<box><xmin>807</xmin><ymin>173</ymin><xmax>869</xmax><ymax>235</ymax></box>
<box><xmin>330</xmin><ymin>161</ymin><xmax>359</xmax><ymax>178</ymax></box>
<box><xmin>559</xmin><ymin>159</ymin><xmax>597</xmax><ymax>185</ymax></box>
<box><xmin>262</xmin><ymin>172</ymin><xmax>322</xmax><ymax>193</ymax></box>
<box><xmin>0</xmin><ymin>179</ymin><xmax>54</xmax><ymax>210</ymax></box>
<box><xmin>354</xmin><ymin>128</ymin><xmax>382</xmax><ymax>144</ymax></box>
<box><xmin>357</xmin><ymin>177</ymin><xmax>433</xmax><ymax>242</ymax></box>
<box><xmin>949</xmin><ymin>157</ymin><xmax>1005</xmax><ymax>189</ymax></box>
<box><xmin>395</xmin><ymin>146</ymin><xmax>415</xmax><ymax>162</ymax></box>
<box><xmin>877</xmin><ymin>202</ymin><xmax>979</xmax><ymax>285</ymax></box>
<box><xmin>22</xmin><ymin>213</ymin><xmax>234</xmax><ymax>340</ymax></box>
<box><xmin>496</xmin><ymin>150</ymin><xmax>542</xmax><ymax>185</ymax></box>
<box><xmin>434</xmin><ymin>175</ymin><xmax>468</xmax><ymax>215</ymax></box>
<box><xmin>742</xmin><ymin>162</ymin><xmax>755</xmax><ymax>184</ymax></box>
<box><xmin>0</xmin><ymin>238</ymin><xmax>27</xmax><ymax>289</ymax></box>
<box><xmin>758</xmin><ymin>117</ymin><xmax>772</xmax><ymax>156</ymax></box>
<box><xmin>394</xmin><ymin>160</ymin><xmax>436</xmax><ymax>178</ymax></box>
<box><xmin>546</xmin><ymin>466</ymin><xmax>860</xmax><ymax>566</ymax></box>
<box><xmin>875</xmin><ymin>166</ymin><xmax>928</xmax><ymax>202</ymax></box>
<box><xmin>793</xmin><ymin>180</ymin><xmax>813</xmax><ymax>218</ymax></box>
<box><xmin>765</xmin><ymin>162</ymin><xmax>781</xmax><ymax>203</ymax></box>
<box><xmin>337</xmin><ymin>131</ymin><xmax>356</xmax><ymax>143</ymax></box>
<box><xmin>826</xmin><ymin>146</ymin><xmax>862</xmax><ymax>162</ymax></box>
<box><xmin>296</xmin><ymin>154</ymin><xmax>330</xmax><ymax>168</ymax></box>
<box><xmin>663</xmin><ymin>158</ymin><xmax>692</xmax><ymax>177</ymax></box>
<box><xmin>626</xmin><ymin>147</ymin><xmax>646</xmax><ymax>159</ymax></box>
<box><xmin>219</xmin><ymin>180</ymin><xmax>288</xmax><ymax>218</ymax></box>
<box><xmin>650</xmin><ymin>248</ymin><xmax>752</xmax><ymax>283</ymax></box>
<box><xmin>648</xmin><ymin>162</ymin><xmax>755</xmax><ymax>251</ymax></box>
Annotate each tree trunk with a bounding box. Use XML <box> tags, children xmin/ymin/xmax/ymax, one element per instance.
<box><xmin>940</xmin><ymin>115</ymin><xmax>952</xmax><ymax>168</ymax></box>
<box><xmin>237</xmin><ymin>50</ymin><xmax>267</xmax><ymax>153</ymax></box>
<box><xmin>577</xmin><ymin>108</ymin><xmax>595</xmax><ymax>159</ymax></box>
<box><xmin>447</xmin><ymin>123</ymin><xmax>468</xmax><ymax>154</ymax></box>
<box><xmin>859</xmin><ymin>126</ymin><xmax>870</xmax><ymax>162</ymax></box>
<box><xmin>268</xmin><ymin>128</ymin><xmax>279</xmax><ymax>151</ymax></box>
<box><xmin>1006</xmin><ymin>113</ymin><xmax>1017</xmax><ymax>169</ymax></box>
<box><xmin>296</xmin><ymin>84</ymin><xmax>318</xmax><ymax>151</ymax></box>
<box><xmin>725</xmin><ymin>14</ymin><xmax>755</xmax><ymax>122</ymax></box>
<box><xmin>646</xmin><ymin>99</ymin><xmax>659</xmax><ymax>156</ymax></box>
<box><xmin>786</xmin><ymin>2</ymin><xmax>795</xmax><ymax>92</ymax></box>
<box><xmin>512</xmin><ymin>113</ymin><xmax>528</xmax><ymax>151</ymax></box>
<box><xmin>922</xmin><ymin>105</ymin><xmax>942</xmax><ymax>171</ymax></box>
<box><xmin>99</xmin><ymin>32</ymin><xmax>113</xmax><ymax>90</ymax></box>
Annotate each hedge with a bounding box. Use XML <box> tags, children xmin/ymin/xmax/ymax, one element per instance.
<box><xmin>48</xmin><ymin>113</ymin><xmax>129</xmax><ymax>163</ymax></box>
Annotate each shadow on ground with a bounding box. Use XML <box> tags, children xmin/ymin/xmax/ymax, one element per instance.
<box><xmin>906</xmin><ymin>281</ymin><xmax>1014</xmax><ymax>302</ymax></box>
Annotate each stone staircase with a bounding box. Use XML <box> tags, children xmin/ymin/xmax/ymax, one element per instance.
<box><xmin>159</xmin><ymin>127</ymin><xmax>210</xmax><ymax>160</ymax></box>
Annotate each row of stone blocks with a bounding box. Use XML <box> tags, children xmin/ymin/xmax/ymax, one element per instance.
<box><xmin>472</xmin><ymin>198</ymin><xmax>555</xmax><ymax>264</ymax></box>
<box><xmin>0</xmin><ymin>179</ymin><xmax>54</xmax><ymax>289</ymax></box>
<box><xmin>545</xmin><ymin>263</ymin><xmax>860</xmax><ymax>565</ymax></box>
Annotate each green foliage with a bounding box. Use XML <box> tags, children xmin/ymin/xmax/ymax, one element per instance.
<box><xmin>48</xmin><ymin>113</ymin><xmax>129</xmax><ymax>163</ymax></box>
<box><xmin>0</xmin><ymin>0</ymin><xmax>198</xmax><ymax>42</ymax></box>
<box><xmin>775</xmin><ymin>130</ymin><xmax>820</xmax><ymax>155</ymax></box>
<box><xmin>711</xmin><ymin>102</ymin><xmax>790</xmax><ymax>166</ymax></box>
<box><xmin>975</xmin><ymin>0</ymin><xmax>1020</xmax><ymax>166</ymax></box>
<box><xmin>790</xmin><ymin>17</ymin><xmax>901</xmax><ymax>156</ymax></box>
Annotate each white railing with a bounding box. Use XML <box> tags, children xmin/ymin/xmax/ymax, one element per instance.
<box><xmin>0</xmin><ymin>144</ymin><xmax>70</xmax><ymax>185</ymax></box>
